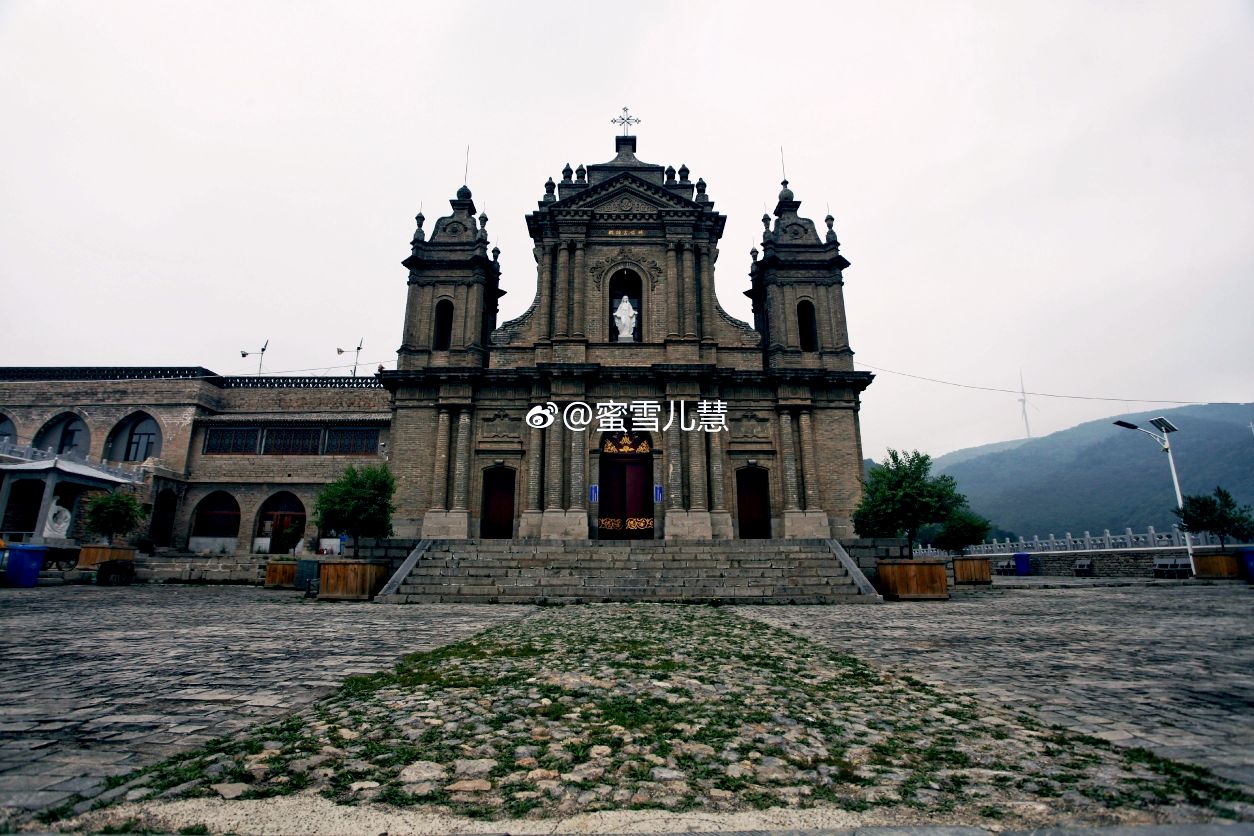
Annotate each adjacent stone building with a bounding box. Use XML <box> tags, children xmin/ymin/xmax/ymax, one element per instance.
<box><xmin>0</xmin><ymin>132</ymin><xmax>872</xmax><ymax>552</ymax></box>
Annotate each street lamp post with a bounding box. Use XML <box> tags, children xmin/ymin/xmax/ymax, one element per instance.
<box><xmin>240</xmin><ymin>339</ymin><xmax>268</xmax><ymax>377</ymax></box>
<box><xmin>336</xmin><ymin>338</ymin><xmax>364</xmax><ymax>378</ymax></box>
<box><xmin>1113</xmin><ymin>417</ymin><xmax>1196</xmax><ymax>575</ymax></box>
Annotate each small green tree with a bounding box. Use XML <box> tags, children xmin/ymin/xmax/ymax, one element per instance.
<box><xmin>932</xmin><ymin>508</ymin><xmax>993</xmax><ymax>556</ymax></box>
<box><xmin>83</xmin><ymin>492</ymin><xmax>146</xmax><ymax>545</ymax></box>
<box><xmin>1174</xmin><ymin>486</ymin><xmax>1254</xmax><ymax>552</ymax></box>
<box><xmin>852</xmin><ymin>449</ymin><xmax>966</xmax><ymax>555</ymax></box>
<box><xmin>314</xmin><ymin>465</ymin><xmax>397</xmax><ymax>557</ymax></box>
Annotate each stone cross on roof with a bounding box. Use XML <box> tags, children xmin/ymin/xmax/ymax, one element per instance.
<box><xmin>611</xmin><ymin>106</ymin><xmax>640</xmax><ymax>136</ymax></box>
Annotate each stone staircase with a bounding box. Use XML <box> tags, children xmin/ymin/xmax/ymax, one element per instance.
<box><xmin>377</xmin><ymin>539</ymin><xmax>880</xmax><ymax>605</ymax></box>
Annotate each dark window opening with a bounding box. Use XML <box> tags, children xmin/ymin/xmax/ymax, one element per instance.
<box><xmin>797</xmin><ymin>300</ymin><xmax>818</xmax><ymax>352</ymax></box>
<box><xmin>324</xmin><ymin>427</ymin><xmax>379</xmax><ymax>455</ymax></box>
<box><xmin>191</xmin><ymin>491</ymin><xmax>241</xmax><ymax>538</ymax></box>
<box><xmin>204</xmin><ymin>427</ymin><xmax>259</xmax><ymax>455</ymax></box>
<box><xmin>262</xmin><ymin>427</ymin><xmax>321</xmax><ymax>455</ymax></box>
<box><xmin>433</xmin><ymin>299</ymin><xmax>454</xmax><ymax>351</ymax></box>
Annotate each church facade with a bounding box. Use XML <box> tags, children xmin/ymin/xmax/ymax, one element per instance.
<box><xmin>385</xmin><ymin>134</ymin><xmax>872</xmax><ymax>542</ymax></box>
<box><xmin>0</xmin><ymin>133</ymin><xmax>872</xmax><ymax>552</ymax></box>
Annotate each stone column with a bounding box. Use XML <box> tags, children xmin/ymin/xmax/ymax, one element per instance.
<box><xmin>665</xmin><ymin>242</ymin><xmax>679</xmax><ymax>337</ymax></box>
<box><xmin>799</xmin><ymin>411</ymin><xmax>820</xmax><ymax>510</ymax></box>
<box><xmin>779</xmin><ymin>411</ymin><xmax>800</xmax><ymax>511</ymax></box>
<box><xmin>31</xmin><ymin>473</ymin><xmax>60</xmax><ymax>545</ymax></box>
<box><xmin>451</xmin><ymin>410</ymin><xmax>472</xmax><ymax>511</ymax></box>
<box><xmin>430</xmin><ymin>408</ymin><xmax>450</xmax><ymax>510</ymax></box>
<box><xmin>535</xmin><ymin>244</ymin><xmax>553</xmax><ymax>340</ymax></box>
<box><xmin>680</xmin><ymin>243</ymin><xmax>697</xmax><ymax>337</ymax></box>
<box><xmin>572</xmin><ymin>242</ymin><xmax>586</xmax><ymax>338</ymax></box>
<box><xmin>545</xmin><ymin>417</ymin><xmax>563</xmax><ymax>510</ymax></box>
<box><xmin>554</xmin><ymin>242</ymin><xmax>570</xmax><ymax>338</ymax></box>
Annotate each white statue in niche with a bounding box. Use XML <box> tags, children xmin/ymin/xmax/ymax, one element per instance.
<box><xmin>43</xmin><ymin>500</ymin><xmax>72</xmax><ymax>539</ymax></box>
<box><xmin>613</xmin><ymin>295</ymin><xmax>637</xmax><ymax>342</ymax></box>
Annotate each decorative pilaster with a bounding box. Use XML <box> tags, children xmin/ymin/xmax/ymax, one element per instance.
<box><xmin>430</xmin><ymin>408</ymin><xmax>450</xmax><ymax>510</ymax></box>
<box><xmin>680</xmin><ymin>243</ymin><xmax>697</xmax><ymax>337</ymax></box>
<box><xmin>525</xmin><ymin>425</ymin><xmax>543</xmax><ymax>511</ymax></box>
<box><xmin>572</xmin><ymin>242</ymin><xmax>586</xmax><ymax>337</ymax></box>
<box><xmin>708</xmin><ymin>426</ymin><xmax>733</xmax><ymax>538</ymax></box>
<box><xmin>666</xmin><ymin>423</ymin><xmax>683</xmax><ymax>510</ymax></box>
<box><xmin>569</xmin><ymin>425</ymin><xmax>586</xmax><ymax>510</ymax></box>
<box><xmin>665</xmin><ymin>242</ymin><xmax>679</xmax><ymax>337</ymax></box>
<box><xmin>699</xmin><ymin>243</ymin><xmax>716</xmax><ymax>339</ymax></box>
<box><xmin>555</xmin><ymin>242</ymin><xmax>570</xmax><ymax>337</ymax></box>
<box><xmin>799</xmin><ymin>411</ymin><xmax>820</xmax><ymax>510</ymax></box>
<box><xmin>451</xmin><ymin>410</ymin><xmax>472</xmax><ymax>511</ymax></box>
<box><xmin>687</xmin><ymin>429</ymin><xmax>707</xmax><ymax>510</ymax></box>
<box><xmin>536</xmin><ymin>244</ymin><xmax>553</xmax><ymax>339</ymax></box>
<box><xmin>545</xmin><ymin>417</ymin><xmax>564</xmax><ymax>510</ymax></box>
<box><xmin>779</xmin><ymin>411</ymin><xmax>801</xmax><ymax>511</ymax></box>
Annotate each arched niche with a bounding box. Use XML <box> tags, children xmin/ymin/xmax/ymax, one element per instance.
<box><xmin>608</xmin><ymin>269</ymin><xmax>643</xmax><ymax>343</ymax></box>
<box><xmin>254</xmin><ymin>491</ymin><xmax>307</xmax><ymax>555</ymax></box>
<box><xmin>34</xmin><ymin>413</ymin><xmax>90</xmax><ymax>457</ymax></box>
<box><xmin>104</xmin><ymin>412</ymin><xmax>163</xmax><ymax>462</ymax></box>
<box><xmin>433</xmin><ymin>298</ymin><xmax>454</xmax><ymax>351</ymax></box>
<box><xmin>797</xmin><ymin>300</ymin><xmax>818</xmax><ymax>352</ymax></box>
<box><xmin>191</xmin><ymin>491</ymin><xmax>240</xmax><ymax>538</ymax></box>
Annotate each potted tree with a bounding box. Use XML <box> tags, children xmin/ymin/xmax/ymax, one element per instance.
<box><xmin>933</xmin><ymin>508</ymin><xmax>994</xmax><ymax>585</ymax></box>
<box><xmin>312</xmin><ymin>465</ymin><xmax>397</xmax><ymax>599</ymax></box>
<box><xmin>853</xmin><ymin>449</ymin><xmax>965</xmax><ymax>600</ymax></box>
<box><xmin>1176</xmin><ymin>487</ymin><xmax>1254</xmax><ymax>579</ymax></box>
<box><xmin>78</xmin><ymin>491</ymin><xmax>147</xmax><ymax>585</ymax></box>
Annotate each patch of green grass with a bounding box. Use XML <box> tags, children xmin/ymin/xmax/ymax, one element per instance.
<box><xmin>177</xmin><ymin>826</ymin><xmax>211</xmax><ymax>835</ymax></box>
<box><xmin>979</xmin><ymin>805</ymin><xmax>1004</xmax><ymax>818</ymax></box>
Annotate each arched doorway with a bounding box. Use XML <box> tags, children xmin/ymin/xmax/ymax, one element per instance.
<box><xmin>255</xmin><ymin>491</ymin><xmax>306</xmax><ymax>555</ymax></box>
<box><xmin>480</xmin><ymin>466</ymin><xmax>516</xmax><ymax>539</ymax></box>
<box><xmin>736</xmin><ymin>466</ymin><xmax>771</xmax><ymax>539</ymax></box>
<box><xmin>192</xmin><ymin>491</ymin><xmax>240</xmax><ymax>537</ymax></box>
<box><xmin>597</xmin><ymin>431</ymin><xmax>654</xmax><ymax>540</ymax></box>
<box><xmin>149</xmin><ymin>488</ymin><xmax>177</xmax><ymax>547</ymax></box>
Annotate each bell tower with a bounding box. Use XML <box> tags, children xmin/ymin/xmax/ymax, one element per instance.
<box><xmin>747</xmin><ymin>180</ymin><xmax>854</xmax><ymax>372</ymax></box>
<box><xmin>398</xmin><ymin>185</ymin><xmax>504</xmax><ymax>371</ymax></box>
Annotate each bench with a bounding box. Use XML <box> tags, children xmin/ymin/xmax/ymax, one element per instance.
<box><xmin>1152</xmin><ymin>557</ymin><xmax>1191</xmax><ymax>579</ymax></box>
<box><xmin>994</xmin><ymin>559</ymin><xmax>1015</xmax><ymax>576</ymax></box>
<box><xmin>1073</xmin><ymin>558</ymin><xmax>1094</xmax><ymax>577</ymax></box>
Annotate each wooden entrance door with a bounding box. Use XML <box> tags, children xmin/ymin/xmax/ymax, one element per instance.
<box><xmin>736</xmin><ymin>467</ymin><xmax>771</xmax><ymax>539</ymax></box>
<box><xmin>480</xmin><ymin>467</ymin><xmax>516</xmax><ymax>539</ymax></box>
<box><xmin>597</xmin><ymin>432</ymin><xmax>654</xmax><ymax>540</ymax></box>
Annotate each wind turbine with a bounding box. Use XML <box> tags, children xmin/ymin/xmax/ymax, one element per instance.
<box><xmin>1018</xmin><ymin>370</ymin><xmax>1032</xmax><ymax>439</ymax></box>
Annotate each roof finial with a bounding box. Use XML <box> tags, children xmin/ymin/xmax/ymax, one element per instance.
<box><xmin>611</xmin><ymin>106</ymin><xmax>640</xmax><ymax>136</ymax></box>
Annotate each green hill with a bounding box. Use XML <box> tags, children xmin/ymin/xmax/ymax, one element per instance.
<box><xmin>933</xmin><ymin>403</ymin><xmax>1254</xmax><ymax>537</ymax></box>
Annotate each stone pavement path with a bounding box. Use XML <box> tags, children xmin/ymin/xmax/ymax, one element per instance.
<box><xmin>739</xmin><ymin>584</ymin><xmax>1254</xmax><ymax>789</ymax></box>
<box><xmin>0</xmin><ymin>585</ymin><xmax>530</xmax><ymax>819</ymax></box>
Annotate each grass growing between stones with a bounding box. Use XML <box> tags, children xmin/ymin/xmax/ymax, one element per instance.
<box><xmin>65</xmin><ymin>604</ymin><xmax>1251</xmax><ymax>828</ymax></box>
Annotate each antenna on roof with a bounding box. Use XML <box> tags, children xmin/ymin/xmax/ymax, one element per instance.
<box><xmin>780</xmin><ymin>146</ymin><xmax>787</xmax><ymax>181</ymax></box>
<box><xmin>464</xmin><ymin>145</ymin><xmax>470</xmax><ymax>186</ymax></box>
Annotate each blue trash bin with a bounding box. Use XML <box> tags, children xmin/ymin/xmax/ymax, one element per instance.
<box><xmin>1237</xmin><ymin>548</ymin><xmax>1254</xmax><ymax>583</ymax></box>
<box><xmin>1013</xmin><ymin>552</ymin><xmax>1032</xmax><ymax>576</ymax></box>
<box><xmin>2</xmin><ymin>544</ymin><xmax>47</xmax><ymax>588</ymax></box>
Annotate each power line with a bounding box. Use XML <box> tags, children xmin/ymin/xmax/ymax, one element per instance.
<box><xmin>853</xmin><ymin>360</ymin><xmax>1211</xmax><ymax>405</ymax></box>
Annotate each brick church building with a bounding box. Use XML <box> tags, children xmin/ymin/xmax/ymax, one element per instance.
<box><xmin>0</xmin><ymin>132</ymin><xmax>872</xmax><ymax>554</ymax></box>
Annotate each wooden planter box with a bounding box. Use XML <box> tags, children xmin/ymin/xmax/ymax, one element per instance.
<box><xmin>318</xmin><ymin>560</ymin><xmax>391</xmax><ymax>600</ymax></box>
<box><xmin>264</xmin><ymin>561</ymin><xmax>297</xmax><ymax>588</ymax></box>
<box><xmin>1193</xmin><ymin>553</ymin><xmax>1240</xmax><ymax>579</ymax></box>
<box><xmin>876</xmin><ymin>559</ymin><xmax>949</xmax><ymax>600</ymax></box>
<box><xmin>953</xmin><ymin>556</ymin><xmax>992</xmax><ymax>585</ymax></box>
<box><xmin>76</xmin><ymin>545</ymin><xmax>135</xmax><ymax>569</ymax></box>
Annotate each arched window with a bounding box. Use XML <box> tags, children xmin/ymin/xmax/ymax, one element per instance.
<box><xmin>191</xmin><ymin>491</ymin><xmax>241</xmax><ymax>538</ymax></box>
<box><xmin>433</xmin><ymin>299</ymin><xmax>454</xmax><ymax>351</ymax></box>
<box><xmin>797</xmin><ymin>300</ymin><xmax>818</xmax><ymax>352</ymax></box>
<box><xmin>0</xmin><ymin>414</ymin><xmax>15</xmax><ymax>444</ymax></box>
<box><xmin>34</xmin><ymin>413</ymin><xmax>90</xmax><ymax>456</ymax></box>
<box><xmin>608</xmin><ymin>269</ymin><xmax>643</xmax><ymax>343</ymax></box>
<box><xmin>105</xmin><ymin>412</ymin><xmax>163</xmax><ymax>462</ymax></box>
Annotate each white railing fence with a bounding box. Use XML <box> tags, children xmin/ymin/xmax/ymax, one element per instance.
<box><xmin>916</xmin><ymin>525</ymin><xmax>1231</xmax><ymax>557</ymax></box>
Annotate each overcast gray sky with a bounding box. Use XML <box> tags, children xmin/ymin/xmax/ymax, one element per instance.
<box><xmin>1</xmin><ymin>1</ymin><xmax>1250</xmax><ymax>460</ymax></box>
